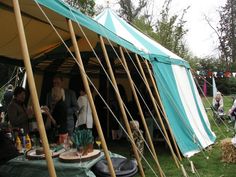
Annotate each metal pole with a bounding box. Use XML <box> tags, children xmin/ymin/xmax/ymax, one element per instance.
<box><xmin>100</xmin><ymin>36</ymin><xmax>145</xmax><ymax>177</ymax></box>
<box><xmin>119</xmin><ymin>47</ymin><xmax>164</xmax><ymax>177</ymax></box>
<box><xmin>135</xmin><ymin>54</ymin><xmax>180</xmax><ymax>167</ymax></box>
<box><xmin>145</xmin><ymin>60</ymin><xmax>182</xmax><ymax>161</ymax></box>
<box><xmin>12</xmin><ymin>1</ymin><xmax>57</xmax><ymax>177</ymax></box>
<box><xmin>67</xmin><ymin>20</ymin><xmax>116</xmax><ymax>177</ymax></box>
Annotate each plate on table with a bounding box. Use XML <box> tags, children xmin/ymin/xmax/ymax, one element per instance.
<box><xmin>26</xmin><ymin>146</ymin><xmax>66</xmax><ymax>160</ymax></box>
<box><xmin>59</xmin><ymin>149</ymin><xmax>101</xmax><ymax>163</ymax></box>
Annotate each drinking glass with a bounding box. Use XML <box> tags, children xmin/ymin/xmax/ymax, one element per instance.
<box><xmin>77</xmin><ymin>146</ymin><xmax>84</xmax><ymax>165</ymax></box>
<box><xmin>95</xmin><ymin>137</ymin><xmax>101</xmax><ymax>151</ymax></box>
<box><xmin>63</xmin><ymin>137</ymin><xmax>70</xmax><ymax>151</ymax></box>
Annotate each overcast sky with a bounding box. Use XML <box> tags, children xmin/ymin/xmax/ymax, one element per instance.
<box><xmin>95</xmin><ymin>0</ymin><xmax>227</xmax><ymax>58</ymax></box>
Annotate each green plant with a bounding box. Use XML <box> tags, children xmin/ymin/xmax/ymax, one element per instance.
<box><xmin>71</xmin><ymin>128</ymin><xmax>94</xmax><ymax>149</ymax></box>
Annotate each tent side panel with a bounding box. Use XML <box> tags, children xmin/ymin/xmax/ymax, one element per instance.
<box><xmin>151</xmin><ymin>61</ymin><xmax>200</xmax><ymax>157</ymax></box>
<box><xmin>172</xmin><ymin>65</ymin><xmax>216</xmax><ymax>149</ymax></box>
<box><xmin>186</xmin><ymin>69</ymin><xmax>216</xmax><ymax>142</ymax></box>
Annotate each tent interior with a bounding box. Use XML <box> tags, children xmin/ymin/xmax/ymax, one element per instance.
<box><xmin>0</xmin><ymin>0</ymin><xmax>161</xmax><ymax>141</ymax></box>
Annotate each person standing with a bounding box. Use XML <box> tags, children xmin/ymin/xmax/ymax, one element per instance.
<box><xmin>7</xmin><ymin>86</ymin><xmax>33</xmax><ymax>133</ymax></box>
<box><xmin>75</xmin><ymin>86</ymin><xmax>93</xmax><ymax>130</ymax></box>
<box><xmin>46</xmin><ymin>75</ymin><xmax>78</xmax><ymax>136</ymax></box>
<box><xmin>42</xmin><ymin>87</ymin><xmax>68</xmax><ymax>144</ymax></box>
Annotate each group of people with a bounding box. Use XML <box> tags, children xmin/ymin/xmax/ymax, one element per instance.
<box><xmin>0</xmin><ymin>75</ymin><xmax>147</xmax><ymax>163</ymax></box>
<box><xmin>212</xmin><ymin>91</ymin><xmax>236</xmax><ymax>126</ymax></box>
<box><xmin>1</xmin><ymin>75</ymin><xmax>94</xmax><ymax>145</ymax></box>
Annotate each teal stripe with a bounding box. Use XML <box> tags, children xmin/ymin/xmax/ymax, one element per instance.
<box><xmin>186</xmin><ymin>69</ymin><xmax>216</xmax><ymax>142</ymax></box>
<box><xmin>151</xmin><ymin>61</ymin><xmax>200</xmax><ymax>155</ymax></box>
<box><xmin>150</xmin><ymin>54</ymin><xmax>190</xmax><ymax>68</ymax></box>
<box><xmin>104</xmin><ymin>10</ymin><xmax>117</xmax><ymax>34</ymax></box>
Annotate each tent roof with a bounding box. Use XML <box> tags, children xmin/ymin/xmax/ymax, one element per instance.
<box><xmin>94</xmin><ymin>8</ymin><xmax>189</xmax><ymax>68</ymax></box>
<box><xmin>0</xmin><ymin>0</ymin><xmax>148</xmax><ymax>75</ymax></box>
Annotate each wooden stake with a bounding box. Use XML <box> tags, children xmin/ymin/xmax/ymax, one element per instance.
<box><xmin>135</xmin><ymin>54</ymin><xmax>180</xmax><ymax>168</ymax></box>
<box><xmin>100</xmin><ymin>36</ymin><xmax>145</xmax><ymax>177</ymax></box>
<box><xmin>12</xmin><ymin>1</ymin><xmax>57</xmax><ymax>177</ymax></box>
<box><xmin>67</xmin><ymin>20</ymin><xmax>116</xmax><ymax>177</ymax></box>
<box><xmin>119</xmin><ymin>47</ymin><xmax>164</xmax><ymax>177</ymax></box>
<box><xmin>144</xmin><ymin>60</ymin><xmax>182</xmax><ymax>161</ymax></box>
<box><xmin>190</xmin><ymin>161</ymin><xmax>195</xmax><ymax>173</ymax></box>
<box><xmin>181</xmin><ymin>164</ymin><xmax>188</xmax><ymax>177</ymax></box>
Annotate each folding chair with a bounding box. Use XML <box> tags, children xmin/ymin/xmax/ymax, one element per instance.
<box><xmin>210</xmin><ymin>106</ymin><xmax>225</xmax><ymax>124</ymax></box>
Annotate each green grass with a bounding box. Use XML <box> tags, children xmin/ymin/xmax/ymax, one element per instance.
<box><xmin>109</xmin><ymin>96</ymin><xmax>236</xmax><ymax>177</ymax></box>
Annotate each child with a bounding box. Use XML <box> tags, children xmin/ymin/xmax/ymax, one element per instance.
<box><xmin>129</xmin><ymin>120</ymin><xmax>144</xmax><ymax>161</ymax></box>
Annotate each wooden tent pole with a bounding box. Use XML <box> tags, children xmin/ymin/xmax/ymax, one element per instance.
<box><xmin>12</xmin><ymin>1</ymin><xmax>57</xmax><ymax>177</ymax></box>
<box><xmin>144</xmin><ymin>60</ymin><xmax>182</xmax><ymax>161</ymax></box>
<box><xmin>67</xmin><ymin>20</ymin><xmax>116</xmax><ymax>177</ymax></box>
<box><xmin>119</xmin><ymin>47</ymin><xmax>164</xmax><ymax>177</ymax></box>
<box><xmin>135</xmin><ymin>54</ymin><xmax>180</xmax><ymax>168</ymax></box>
<box><xmin>100</xmin><ymin>36</ymin><xmax>145</xmax><ymax>177</ymax></box>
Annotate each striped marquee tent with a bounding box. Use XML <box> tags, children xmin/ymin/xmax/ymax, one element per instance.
<box><xmin>0</xmin><ymin>0</ymin><xmax>216</xmax><ymax>176</ymax></box>
<box><xmin>94</xmin><ymin>8</ymin><xmax>216</xmax><ymax>157</ymax></box>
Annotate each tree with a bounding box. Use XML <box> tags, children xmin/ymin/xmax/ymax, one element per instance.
<box><xmin>65</xmin><ymin>0</ymin><xmax>95</xmax><ymax>16</ymax></box>
<box><xmin>155</xmin><ymin>0</ymin><xmax>190</xmax><ymax>59</ymax></box>
<box><xmin>117</xmin><ymin>0</ymin><xmax>190</xmax><ymax>60</ymax></box>
<box><xmin>217</xmin><ymin>0</ymin><xmax>236</xmax><ymax>66</ymax></box>
<box><xmin>132</xmin><ymin>16</ymin><xmax>156</xmax><ymax>38</ymax></box>
<box><xmin>118</xmin><ymin>0</ymin><xmax>147</xmax><ymax>23</ymax></box>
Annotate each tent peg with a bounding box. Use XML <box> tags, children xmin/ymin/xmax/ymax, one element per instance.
<box><xmin>190</xmin><ymin>161</ymin><xmax>195</xmax><ymax>173</ymax></box>
<box><xmin>180</xmin><ymin>164</ymin><xmax>188</xmax><ymax>177</ymax></box>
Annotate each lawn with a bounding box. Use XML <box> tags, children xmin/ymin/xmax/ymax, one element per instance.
<box><xmin>109</xmin><ymin>96</ymin><xmax>236</xmax><ymax>177</ymax></box>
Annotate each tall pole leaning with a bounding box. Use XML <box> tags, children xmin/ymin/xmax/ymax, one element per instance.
<box><xmin>135</xmin><ymin>54</ymin><xmax>180</xmax><ymax>168</ymax></box>
<box><xmin>144</xmin><ymin>60</ymin><xmax>182</xmax><ymax>161</ymax></box>
<box><xmin>100</xmin><ymin>36</ymin><xmax>145</xmax><ymax>177</ymax></box>
<box><xmin>119</xmin><ymin>47</ymin><xmax>164</xmax><ymax>177</ymax></box>
<box><xmin>67</xmin><ymin>20</ymin><xmax>116</xmax><ymax>177</ymax></box>
<box><xmin>12</xmin><ymin>1</ymin><xmax>57</xmax><ymax>177</ymax></box>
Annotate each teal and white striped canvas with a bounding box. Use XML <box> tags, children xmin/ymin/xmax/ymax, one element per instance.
<box><xmin>95</xmin><ymin>8</ymin><xmax>216</xmax><ymax>157</ymax></box>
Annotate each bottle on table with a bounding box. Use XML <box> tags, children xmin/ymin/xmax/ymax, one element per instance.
<box><xmin>31</xmin><ymin>134</ymin><xmax>38</xmax><ymax>149</ymax></box>
<box><xmin>15</xmin><ymin>135</ymin><xmax>22</xmax><ymax>152</ymax></box>
<box><xmin>25</xmin><ymin>134</ymin><xmax>32</xmax><ymax>151</ymax></box>
<box><xmin>19</xmin><ymin>128</ymin><xmax>26</xmax><ymax>149</ymax></box>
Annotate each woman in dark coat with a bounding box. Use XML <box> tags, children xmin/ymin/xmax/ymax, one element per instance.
<box><xmin>42</xmin><ymin>87</ymin><xmax>68</xmax><ymax>144</ymax></box>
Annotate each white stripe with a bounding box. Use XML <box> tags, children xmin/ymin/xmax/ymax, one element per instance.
<box><xmin>94</xmin><ymin>10</ymin><xmax>108</xmax><ymax>26</ymax></box>
<box><xmin>189</xmin><ymin>72</ymin><xmax>215</xmax><ymax>131</ymax></box>
<box><xmin>108</xmin><ymin>12</ymin><xmax>148</xmax><ymax>52</ymax></box>
<box><xmin>184</xmin><ymin>149</ymin><xmax>200</xmax><ymax>157</ymax></box>
<box><xmin>172</xmin><ymin>65</ymin><xmax>214</xmax><ymax>148</ymax></box>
